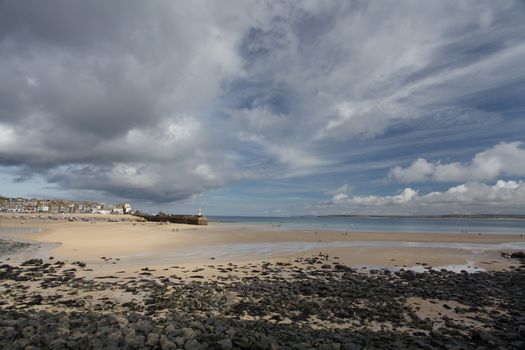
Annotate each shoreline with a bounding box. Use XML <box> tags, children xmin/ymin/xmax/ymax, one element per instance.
<box><xmin>1</xmin><ymin>214</ymin><xmax>524</xmax><ymax>273</ymax></box>
<box><xmin>1</xmin><ymin>214</ymin><xmax>524</xmax><ymax>348</ymax></box>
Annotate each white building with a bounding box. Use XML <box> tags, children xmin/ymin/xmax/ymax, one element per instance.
<box><xmin>123</xmin><ymin>203</ymin><xmax>132</xmax><ymax>214</ymax></box>
<box><xmin>38</xmin><ymin>206</ymin><xmax>49</xmax><ymax>212</ymax></box>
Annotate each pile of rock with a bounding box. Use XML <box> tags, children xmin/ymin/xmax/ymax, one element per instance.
<box><xmin>0</xmin><ymin>239</ymin><xmax>32</xmax><ymax>256</ymax></box>
<box><xmin>0</xmin><ymin>252</ymin><xmax>524</xmax><ymax>349</ymax></box>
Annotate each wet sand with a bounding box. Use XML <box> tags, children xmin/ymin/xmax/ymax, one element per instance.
<box><xmin>1</xmin><ymin>213</ymin><xmax>524</xmax><ymax>275</ymax></box>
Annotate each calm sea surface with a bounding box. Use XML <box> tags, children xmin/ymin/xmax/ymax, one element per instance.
<box><xmin>209</xmin><ymin>216</ymin><xmax>525</xmax><ymax>235</ymax></box>
<box><xmin>1</xmin><ymin>217</ymin><xmax>523</xmax><ymax>235</ymax></box>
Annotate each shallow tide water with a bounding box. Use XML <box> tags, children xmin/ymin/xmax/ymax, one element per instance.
<box><xmin>211</xmin><ymin>215</ymin><xmax>525</xmax><ymax>234</ymax></box>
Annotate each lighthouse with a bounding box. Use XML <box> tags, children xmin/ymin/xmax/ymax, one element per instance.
<box><xmin>195</xmin><ymin>208</ymin><xmax>208</xmax><ymax>225</ymax></box>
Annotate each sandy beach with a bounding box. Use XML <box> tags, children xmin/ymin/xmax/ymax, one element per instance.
<box><xmin>1</xmin><ymin>213</ymin><xmax>524</xmax><ymax>275</ymax></box>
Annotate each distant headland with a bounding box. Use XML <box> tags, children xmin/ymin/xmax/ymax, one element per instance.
<box><xmin>319</xmin><ymin>214</ymin><xmax>525</xmax><ymax>220</ymax></box>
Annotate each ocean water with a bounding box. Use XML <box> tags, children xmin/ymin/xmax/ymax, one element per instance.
<box><xmin>179</xmin><ymin>241</ymin><xmax>525</xmax><ymax>258</ymax></box>
<box><xmin>209</xmin><ymin>216</ymin><xmax>525</xmax><ymax>235</ymax></box>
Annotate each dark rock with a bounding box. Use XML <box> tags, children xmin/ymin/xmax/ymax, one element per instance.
<box><xmin>48</xmin><ymin>338</ymin><xmax>67</xmax><ymax>350</ymax></box>
<box><xmin>473</xmin><ymin>330</ymin><xmax>499</xmax><ymax>346</ymax></box>
<box><xmin>125</xmin><ymin>334</ymin><xmax>145</xmax><ymax>348</ymax></box>
<box><xmin>174</xmin><ymin>336</ymin><xmax>186</xmax><ymax>347</ymax></box>
<box><xmin>217</xmin><ymin>338</ymin><xmax>233</xmax><ymax>350</ymax></box>
<box><xmin>189</xmin><ymin>320</ymin><xmax>204</xmax><ymax>330</ymax></box>
<box><xmin>341</xmin><ymin>342</ymin><xmax>360</xmax><ymax>350</ymax></box>
<box><xmin>342</xmin><ymin>271</ymin><xmax>354</xmax><ymax>279</ymax></box>
<box><xmin>147</xmin><ymin>332</ymin><xmax>160</xmax><ymax>346</ymax></box>
<box><xmin>318</xmin><ymin>344</ymin><xmax>341</xmax><ymax>350</ymax></box>
<box><xmin>517</xmin><ymin>325</ymin><xmax>525</xmax><ymax>340</ymax></box>
<box><xmin>184</xmin><ymin>338</ymin><xmax>200</xmax><ymax>350</ymax></box>
<box><xmin>511</xmin><ymin>251</ymin><xmax>525</xmax><ymax>259</ymax></box>
<box><xmin>109</xmin><ymin>313</ymin><xmax>129</xmax><ymax>326</ymax></box>
<box><xmin>159</xmin><ymin>335</ymin><xmax>177</xmax><ymax>350</ymax></box>
<box><xmin>0</xmin><ymin>252</ymin><xmax>524</xmax><ymax>350</ymax></box>
<box><xmin>0</xmin><ymin>326</ymin><xmax>16</xmax><ymax>340</ymax></box>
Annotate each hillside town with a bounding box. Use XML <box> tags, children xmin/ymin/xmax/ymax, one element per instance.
<box><xmin>0</xmin><ymin>195</ymin><xmax>132</xmax><ymax>215</ymax></box>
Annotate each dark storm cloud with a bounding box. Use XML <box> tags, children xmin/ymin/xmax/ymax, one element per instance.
<box><xmin>0</xmin><ymin>1</ymin><xmax>182</xmax><ymax>135</ymax></box>
<box><xmin>0</xmin><ymin>0</ymin><xmax>253</xmax><ymax>201</ymax></box>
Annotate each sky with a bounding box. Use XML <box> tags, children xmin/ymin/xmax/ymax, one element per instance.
<box><xmin>1</xmin><ymin>0</ymin><xmax>525</xmax><ymax>216</ymax></box>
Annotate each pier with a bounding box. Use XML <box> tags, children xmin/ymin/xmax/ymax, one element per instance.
<box><xmin>135</xmin><ymin>213</ymin><xmax>208</xmax><ymax>225</ymax></box>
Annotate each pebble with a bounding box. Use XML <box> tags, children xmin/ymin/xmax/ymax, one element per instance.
<box><xmin>217</xmin><ymin>338</ymin><xmax>233</xmax><ymax>350</ymax></box>
<box><xmin>0</xmin><ymin>252</ymin><xmax>523</xmax><ymax>349</ymax></box>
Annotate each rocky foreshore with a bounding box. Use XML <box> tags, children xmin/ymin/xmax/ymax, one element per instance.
<box><xmin>1</xmin><ymin>253</ymin><xmax>524</xmax><ymax>349</ymax></box>
<box><xmin>0</xmin><ymin>239</ymin><xmax>32</xmax><ymax>257</ymax></box>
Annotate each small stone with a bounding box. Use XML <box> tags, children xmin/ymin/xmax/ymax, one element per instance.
<box><xmin>174</xmin><ymin>337</ymin><xmax>186</xmax><ymax>347</ymax></box>
<box><xmin>189</xmin><ymin>320</ymin><xmax>204</xmax><ymax>330</ymax></box>
<box><xmin>125</xmin><ymin>334</ymin><xmax>145</xmax><ymax>348</ymax></box>
<box><xmin>107</xmin><ymin>332</ymin><xmax>122</xmax><ymax>344</ymax></box>
<box><xmin>21</xmin><ymin>325</ymin><xmax>35</xmax><ymax>338</ymax></box>
<box><xmin>164</xmin><ymin>324</ymin><xmax>176</xmax><ymax>336</ymax></box>
<box><xmin>147</xmin><ymin>332</ymin><xmax>160</xmax><ymax>346</ymax></box>
<box><xmin>342</xmin><ymin>342</ymin><xmax>360</xmax><ymax>350</ymax></box>
<box><xmin>180</xmin><ymin>327</ymin><xmax>196</xmax><ymax>338</ymax></box>
<box><xmin>56</xmin><ymin>327</ymin><xmax>70</xmax><ymax>339</ymax></box>
<box><xmin>109</xmin><ymin>313</ymin><xmax>129</xmax><ymax>326</ymax></box>
<box><xmin>511</xmin><ymin>251</ymin><xmax>525</xmax><ymax>259</ymax></box>
<box><xmin>319</xmin><ymin>344</ymin><xmax>340</xmax><ymax>350</ymax></box>
<box><xmin>217</xmin><ymin>338</ymin><xmax>233</xmax><ymax>350</ymax></box>
<box><xmin>48</xmin><ymin>338</ymin><xmax>66</xmax><ymax>350</ymax></box>
<box><xmin>159</xmin><ymin>335</ymin><xmax>177</xmax><ymax>350</ymax></box>
<box><xmin>473</xmin><ymin>330</ymin><xmax>498</xmax><ymax>346</ymax></box>
<box><xmin>0</xmin><ymin>326</ymin><xmax>16</xmax><ymax>340</ymax></box>
<box><xmin>518</xmin><ymin>325</ymin><xmax>525</xmax><ymax>340</ymax></box>
<box><xmin>184</xmin><ymin>339</ymin><xmax>200</xmax><ymax>350</ymax></box>
<box><xmin>65</xmin><ymin>340</ymin><xmax>80</xmax><ymax>350</ymax></box>
<box><xmin>136</xmin><ymin>320</ymin><xmax>154</xmax><ymax>334</ymax></box>
<box><xmin>342</xmin><ymin>271</ymin><xmax>353</xmax><ymax>279</ymax></box>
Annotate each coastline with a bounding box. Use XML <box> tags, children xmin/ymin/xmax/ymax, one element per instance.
<box><xmin>1</xmin><ymin>213</ymin><xmax>524</xmax><ymax>348</ymax></box>
<box><xmin>1</xmin><ymin>213</ymin><xmax>524</xmax><ymax>273</ymax></box>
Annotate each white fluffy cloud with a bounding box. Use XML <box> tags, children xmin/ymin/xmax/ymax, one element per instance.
<box><xmin>389</xmin><ymin>142</ymin><xmax>525</xmax><ymax>183</ymax></box>
<box><xmin>328</xmin><ymin>184</ymin><xmax>350</xmax><ymax>203</ymax></box>
<box><xmin>325</xmin><ymin>180</ymin><xmax>525</xmax><ymax>214</ymax></box>
<box><xmin>349</xmin><ymin>188</ymin><xmax>419</xmax><ymax>206</ymax></box>
<box><xmin>328</xmin><ymin>185</ymin><xmax>419</xmax><ymax>206</ymax></box>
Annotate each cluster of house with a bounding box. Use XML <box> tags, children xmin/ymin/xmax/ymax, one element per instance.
<box><xmin>0</xmin><ymin>196</ymin><xmax>133</xmax><ymax>215</ymax></box>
